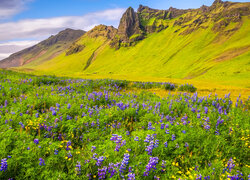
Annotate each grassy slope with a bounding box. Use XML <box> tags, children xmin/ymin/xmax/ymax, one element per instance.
<box><xmin>23</xmin><ymin>36</ymin><xmax>106</xmax><ymax>75</ymax></box>
<box><xmin>23</xmin><ymin>42</ymin><xmax>70</xmax><ymax>67</ymax></box>
<box><xmin>19</xmin><ymin>16</ymin><xmax>250</xmax><ymax>88</ymax></box>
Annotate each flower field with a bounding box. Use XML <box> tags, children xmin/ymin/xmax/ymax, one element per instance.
<box><xmin>0</xmin><ymin>70</ymin><xmax>249</xmax><ymax>179</ymax></box>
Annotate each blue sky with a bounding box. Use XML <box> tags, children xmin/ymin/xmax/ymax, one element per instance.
<box><xmin>8</xmin><ymin>0</ymin><xmax>218</xmax><ymax>21</ymax></box>
<box><xmin>0</xmin><ymin>0</ymin><xmax>249</xmax><ymax>60</ymax></box>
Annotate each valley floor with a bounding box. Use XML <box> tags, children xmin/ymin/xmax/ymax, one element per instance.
<box><xmin>11</xmin><ymin>68</ymin><xmax>250</xmax><ymax>102</ymax></box>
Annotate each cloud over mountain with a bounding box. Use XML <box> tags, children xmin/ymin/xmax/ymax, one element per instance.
<box><xmin>0</xmin><ymin>8</ymin><xmax>125</xmax><ymax>60</ymax></box>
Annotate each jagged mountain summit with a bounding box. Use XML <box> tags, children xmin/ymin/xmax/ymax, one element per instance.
<box><xmin>0</xmin><ymin>29</ymin><xmax>85</xmax><ymax>68</ymax></box>
<box><xmin>0</xmin><ymin>0</ymin><xmax>249</xmax><ymax>87</ymax></box>
<box><xmin>111</xmin><ymin>0</ymin><xmax>249</xmax><ymax>48</ymax></box>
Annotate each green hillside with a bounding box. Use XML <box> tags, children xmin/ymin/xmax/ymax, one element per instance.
<box><xmin>17</xmin><ymin>1</ymin><xmax>250</xmax><ymax>87</ymax></box>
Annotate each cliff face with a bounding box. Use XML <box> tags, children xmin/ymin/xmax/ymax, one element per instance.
<box><xmin>110</xmin><ymin>0</ymin><xmax>250</xmax><ymax>48</ymax></box>
<box><xmin>110</xmin><ymin>5</ymin><xmax>189</xmax><ymax>47</ymax></box>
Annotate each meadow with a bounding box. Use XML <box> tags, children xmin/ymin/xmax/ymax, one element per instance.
<box><xmin>0</xmin><ymin>70</ymin><xmax>249</xmax><ymax>180</ymax></box>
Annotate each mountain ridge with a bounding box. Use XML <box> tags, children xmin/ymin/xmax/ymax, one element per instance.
<box><xmin>1</xmin><ymin>0</ymin><xmax>250</xmax><ymax>87</ymax></box>
<box><xmin>0</xmin><ymin>28</ymin><xmax>85</xmax><ymax>68</ymax></box>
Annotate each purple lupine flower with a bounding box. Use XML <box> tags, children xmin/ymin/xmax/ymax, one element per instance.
<box><xmin>148</xmin><ymin>122</ymin><xmax>155</xmax><ymax>130</ymax></box>
<box><xmin>119</xmin><ymin>153</ymin><xmax>130</xmax><ymax>173</ymax></box>
<box><xmin>75</xmin><ymin>161</ymin><xmax>81</xmax><ymax>176</ymax></box>
<box><xmin>67</xmin><ymin>152</ymin><xmax>72</xmax><ymax>159</ymax></box>
<box><xmin>67</xmin><ymin>103</ymin><xmax>71</xmax><ymax>109</ymax></box>
<box><xmin>110</xmin><ymin>134</ymin><xmax>118</xmax><ymax>141</ymax></box>
<box><xmin>197</xmin><ymin>113</ymin><xmax>201</xmax><ymax>118</ymax></box>
<box><xmin>224</xmin><ymin>110</ymin><xmax>227</xmax><ymax>115</ymax></box>
<box><xmin>218</xmin><ymin>106</ymin><xmax>223</xmax><ymax>114</ymax></box>
<box><xmin>204</xmin><ymin>176</ymin><xmax>210</xmax><ymax>180</ymax></box>
<box><xmin>39</xmin><ymin>158</ymin><xmax>45</xmax><ymax>166</ymax></box>
<box><xmin>226</xmin><ymin>158</ymin><xmax>235</xmax><ymax>173</ymax></box>
<box><xmin>108</xmin><ymin>163</ymin><xmax>117</xmax><ymax>178</ymax></box>
<box><xmin>171</xmin><ymin>134</ymin><xmax>176</xmax><ymax>141</ymax></box>
<box><xmin>145</xmin><ymin>141</ymin><xmax>154</xmax><ymax>155</ymax></box>
<box><xmin>19</xmin><ymin>122</ymin><xmax>25</xmax><ymax>128</ymax></box>
<box><xmin>111</xmin><ymin>134</ymin><xmax>125</xmax><ymax>152</ymax></box>
<box><xmin>52</xmin><ymin>110</ymin><xmax>56</xmax><ymax>116</ymax></box>
<box><xmin>161</xmin><ymin>160</ymin><xmax>166</xmax><ymax>172</ymax></box>
<box><xmin>143</xmin><ymin>157</ymin><xmax>159</xmax><ymax>176</ymax></box>
<box><xmin>96</xmin><ymin>156</ymin><xmax>105</xmax><ymax>166</ymax></box>
<box><xmin>195</xmin><ymin>165</ymin><xmax>199</xmax><ymax>171</ymax></box>
<box><xmin>0</xmin><ymin>158</ymin><xmax>7</xmax><ymax>172</ymax></box>
<box><xmin>154</xmin><ymin>176</ymin><xmax>160</xmax><ymax>180</ymax></box>
<box><xmin>151</xmin><ymin>138</ymin><xmax>158</xmax><ymax>147</ymax></box>
<box><xmin>204</xmin><ymin>107</ymin><xmax>208</xmax><ymax>114</ymax></box>
<box><xmin>98</xmin><ymin>166</ymin><xmax>107</xmax><ymax>179</ymax></box>
<box><xmin>164</xmin><ymin>141</ymin><xmax>168</xmax><ymax>148</ymax></box>
<box><xmin>54</xmin><ymin>149</ymin><xmax>58</xmax><ymax>155</ymax></box>
<box><xmin>185</xmin><ymin>142</ymin><xmax>189</xmax><ymax>147</ymax></box>
<box><xmin>196</xmin><ymin>174</ymin><xmax>202</xmax><ymax>180</ymax></box>
<box><xmin>34</xmin><ymin>139</ymin><xmax>39</xmax><ymax>144</ymax></box>
<box><xmin>134</xmin><ymin>136</ymin><xmax>139</xmax><ymax>141</ymax></box>
<box><xmin>144</xmin><ymin>134</ymin><xmax>152</xmax><ymax>143</ymax></box>
<box><xmin>128</xmin><ymin>173</ymin><xmax>135</xmax><ymax>180</ymax></box>
<box><xmin>4</xmin><ymin>100</ymin><xmax>8</xmax><ymax>107</ymax></box>
<box><xmin>91</xmin><ymin>146</ymin><xmax>96</xmax><ymax>152</ymax></box>
<box><xmin>121</xmin><ymin>140</ymin><xmax>126</xmax><ymax>146</ymax></box>
<box><xmin>66</xmin><ymin>141</ymin><xmax>71</xmax><ymax>150</ymax></box>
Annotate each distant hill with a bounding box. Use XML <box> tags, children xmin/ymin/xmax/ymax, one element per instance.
<box><xmin>0</xmin><ymin>28</ymin><xmax>85</xmax><ymax>68</ymax></box>
<box><xmin>2</xmin><ymin>0</ymin><xmax>250</xmax><ymax>87</ymax></box>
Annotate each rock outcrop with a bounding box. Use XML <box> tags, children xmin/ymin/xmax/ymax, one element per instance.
<box><xmin>86</xmin><ymin>25</ymin><xmax>117</xmax><ymax>39</ymax></box>
<box><xmin>117</xmin><ymin>7</ymin><xmax>143</xmax><ymax>43</ymax></box>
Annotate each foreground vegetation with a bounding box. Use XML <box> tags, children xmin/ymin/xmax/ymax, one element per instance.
<box><xmin>0</xmin><ymin>70</ymin><xmax>249</xmax><ymax>179</ymax></box>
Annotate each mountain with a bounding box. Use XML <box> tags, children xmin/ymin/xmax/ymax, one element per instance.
<box><xmin>0</xmin><ymin>28</ymin><xmax>85</xmax><ymax>68</ymax></box>
<box><xmin>3</xmin><ymin>0</ymin><xmax>250</xmax><ymax>87</ymax></box>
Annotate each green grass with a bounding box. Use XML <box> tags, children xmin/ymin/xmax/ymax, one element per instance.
<box><xmin>0</xmin><ymin>70</ymin><xmax>249</xmax><ymax>179</ymax></box>
<box><xmin>17</xmin><ymin>16</ymin><xmax>250</xmax><ymax>88</ymax></box>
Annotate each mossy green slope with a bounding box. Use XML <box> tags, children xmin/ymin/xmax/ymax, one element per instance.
<box><xmin>19</xmin><ymin>2</ymin><xmax>250</xmax><ymax>87</ymax></box>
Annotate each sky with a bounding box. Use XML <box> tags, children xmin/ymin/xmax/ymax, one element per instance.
<box><xmin>0</xmin><ymin>0</ymin><xmax>249</xmax><ymax>60</ymax></box>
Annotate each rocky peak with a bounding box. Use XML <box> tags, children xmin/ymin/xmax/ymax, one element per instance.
<box><xmin>211</xmin><ymin>0</ymin><xmax>225</xmax><ymax>9</ymax></box>
<box><xmin>137</xmin><ymin>5</ymin><xmax>158</xmax><ymax>13</ymax></box>
<box><xmin>117</xmin><ymin>7</ymin><xmax>143</xmax><ymax>43</ymax></box>
<box><xmin>213</xmin><ymin>0</ymin><xmax>223</xmax><ymax>5</ymax></box>
<box><xmin>200</xmin><ymin>5</ymin><xmax>210</xmax><ymax>13</ymax></box>
<box><xmin>137</xmin><ymin>5</ymin><xmax>146</xmax><ymax>13</ymax></box>
<box><xmin>86</xmin><ymin>25</ymin><xmax>117</xmax><ymax>39</ymax></box>
<box><xmin>40</xmin><ymin>28</ymin><xmax>85</xmax><ymax>46</ymax></box>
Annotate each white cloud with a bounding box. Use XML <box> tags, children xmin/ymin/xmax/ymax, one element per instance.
<box><xmin>0</xmin><ymin>8</ymin><xmax>125</xmax><ymax>60</ymax></box>
<box><xmin>0</xmin><ymin>40</ymin><xmax>39</xmax><ymax>47</ymax></box>
<box><xmin>0</xmin><ymin>40</ymin><xmax>39</xmax><ymax>60</ymax></box>
<box><xmin>0</xmin><ymin>8</ymin><xmax>125</xmax><ymax>41</ymax></box>
<box><xmin>0</xmin><ymin>0</ymin><xmax>33</xmax><ymax>19</ymax></box>
<box><xmin>0</xmin><ymin>53</ymin><xmax>12</xmax><ymax>60</ymax></box>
